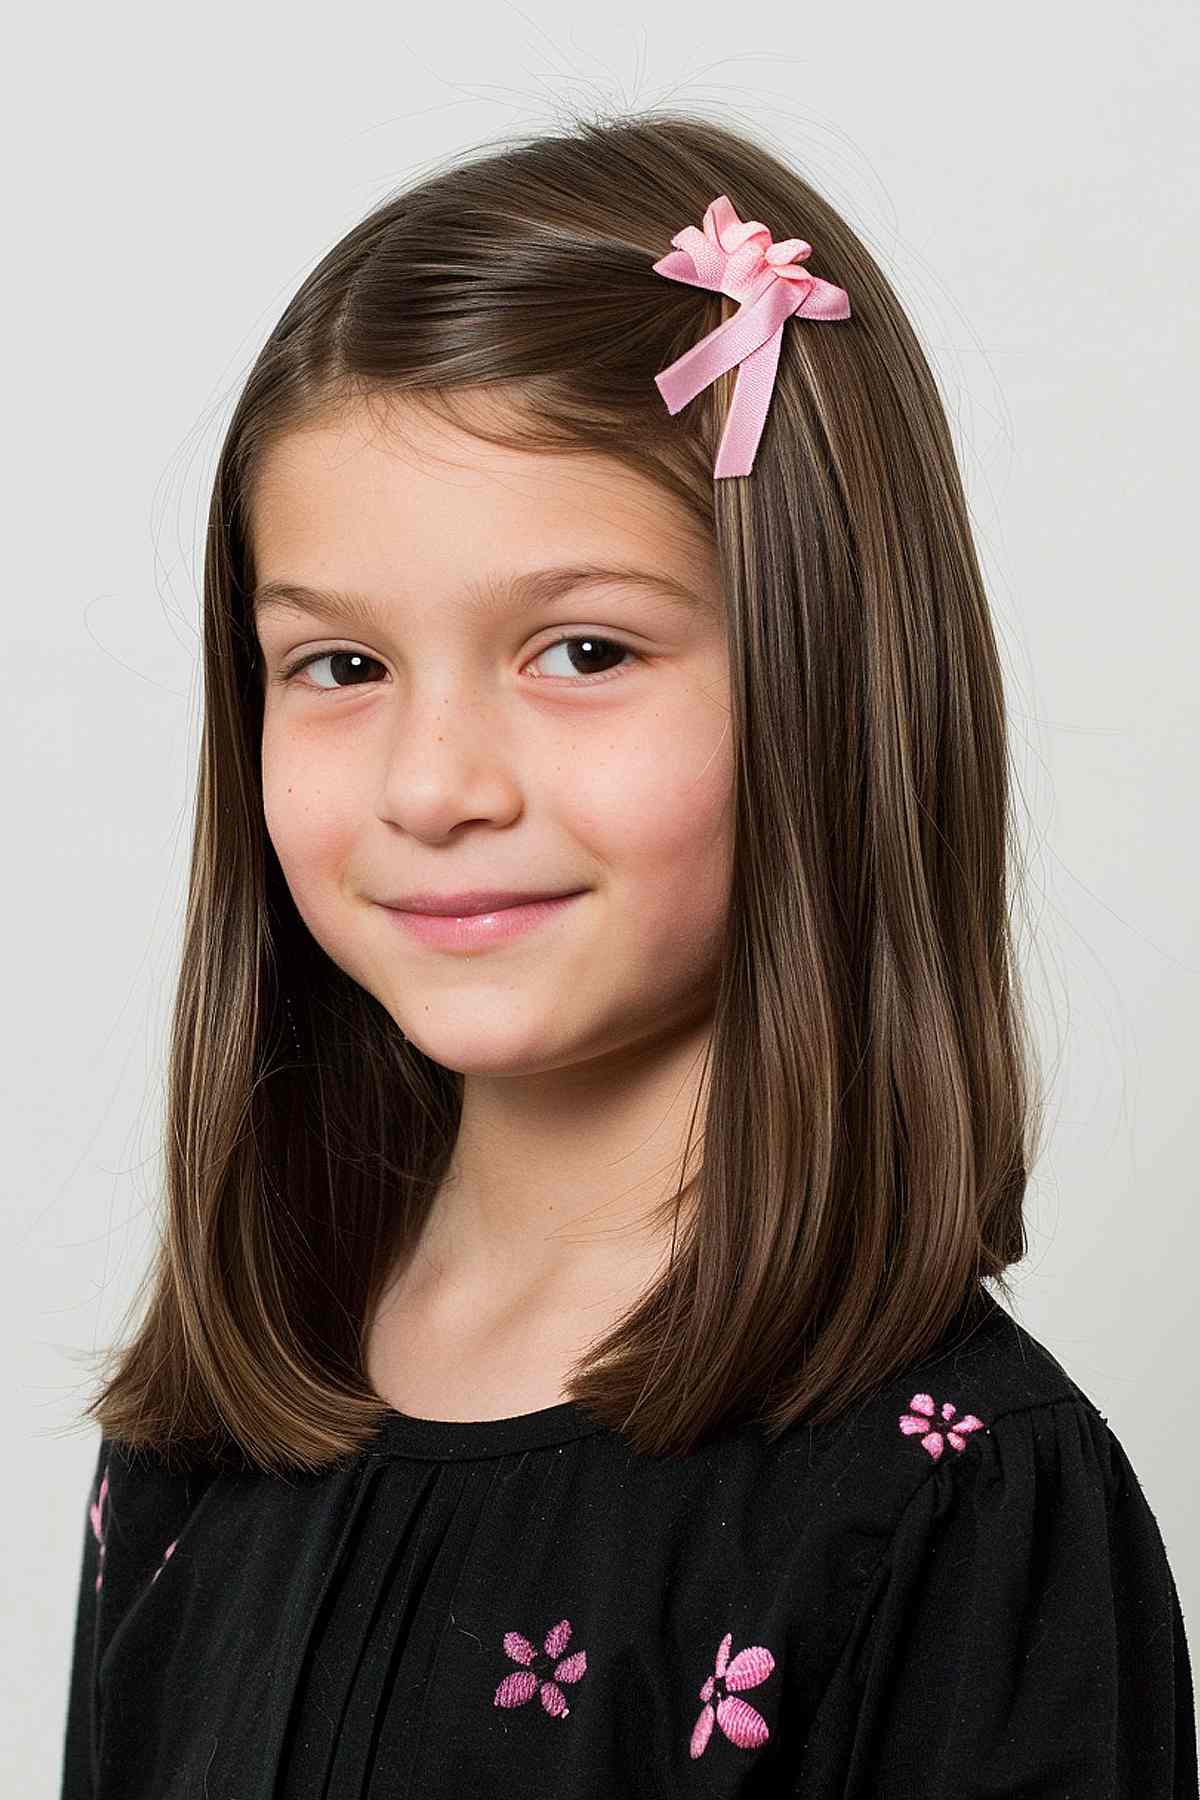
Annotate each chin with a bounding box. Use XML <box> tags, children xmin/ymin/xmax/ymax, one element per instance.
<box><xmin>392</xmin><ymin>1012</ymin><xmax>589</xmax><ymax>1077</ymax></box>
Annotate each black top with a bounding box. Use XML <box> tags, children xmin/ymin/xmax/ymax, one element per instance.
<box><xmin>59</xmin><ymin>1293</ymin><xmax>1198</xmax><ymax>1798</ymax></box>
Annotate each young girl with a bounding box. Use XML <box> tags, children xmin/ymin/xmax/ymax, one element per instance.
<box><xmin>59</xmin><ymin>112</ymin><xmax>1195</xmax><ymax>1798</ymax></box>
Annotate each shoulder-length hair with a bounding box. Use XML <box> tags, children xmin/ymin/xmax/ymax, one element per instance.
<box><xmin>78</xmin><ymin>109</ymin><xmax>1043</xmax><ymax>1473</ymax></box>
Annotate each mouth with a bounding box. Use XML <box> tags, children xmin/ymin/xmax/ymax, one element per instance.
<box><xmin>378</xmin><ymin>891</ymin><xmax>585</xmax><ymax>951</ymax></box>
<box><xmin>378</xmin><ymin>888</ymin><xmax>585</xmax><ymax>916</ymax></box>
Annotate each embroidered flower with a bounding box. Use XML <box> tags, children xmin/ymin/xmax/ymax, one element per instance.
<box><xmin>899</xmin><ymin>1392</ymin><xmax>987</xmax><ymax>1461</ymax></box>
<box><xmin>88</xmin><ymin>1464</ymin><xmax>110</xmax><ymax>1592</ymax></box>
<box><xmin>690</xmin><ymin>1630</ymin><xmax>775</xmax><ymax>1759</ymax></box>
<box><xmin>151</xmin><ymin>1539</ymin><xmax>177</xmax><ymax>1584</ymax></box>
<box><xmin>494</xmin><ymin>1616</ymin><xmax>588</xmax><ymax>1718</ymax></box>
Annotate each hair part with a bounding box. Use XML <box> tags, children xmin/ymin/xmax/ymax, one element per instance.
<box><xmin>75</xmin><ymin>108</ymin><xmax>1043</xmax><ymax>1474</ymax></box>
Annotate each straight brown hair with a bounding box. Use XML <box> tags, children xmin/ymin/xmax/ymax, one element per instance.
<box><xmin>76</xmin><ymin>109</ymin><xmax>1043</xmax><ymax>1473</ymax></box>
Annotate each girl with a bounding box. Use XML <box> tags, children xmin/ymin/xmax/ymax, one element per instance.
<box><xmin>60</xmin><ymin>112</ymin><xmax>1195</xmax><ymax>1798</ymax></box>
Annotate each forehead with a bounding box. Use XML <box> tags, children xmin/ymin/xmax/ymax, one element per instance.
<box><xmin>248</xmin><ymin>399</ymin><xmax>718</xmax><ymax>619</ymax></box>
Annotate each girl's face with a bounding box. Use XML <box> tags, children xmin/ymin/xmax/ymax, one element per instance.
<box><xmin>252</xmin><ymin>396</ymin><xmax>734</xmax><ymax>1077</ymax></box>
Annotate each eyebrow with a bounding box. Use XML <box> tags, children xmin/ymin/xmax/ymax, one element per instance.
<box><xmin>250</xmin><ymin>562</ymin><xmax>717</xmax><ymax>630</ymax></box>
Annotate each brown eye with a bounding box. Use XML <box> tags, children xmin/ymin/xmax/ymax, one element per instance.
<box><xmin>282</xmin><ymin>650</ymin><xmax>387</xmax><ymax>689</ymax></box>
<box><xmin>527</xmin><ymin>636</ymin><xmax>637</xmax><ymax>684</ymax></box>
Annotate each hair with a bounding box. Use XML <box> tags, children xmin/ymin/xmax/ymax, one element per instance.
<box><xmin>76</xmin><ymin>107</ymin><xmax>1044</xmax><ymax>1474</ymax></box>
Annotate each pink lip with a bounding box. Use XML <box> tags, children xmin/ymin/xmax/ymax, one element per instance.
<box><xmin>379</xmin><ymin>892</ymin><xmax>584</xmax><ymax>951</ymax></box>
<box><xmin>384</xmin><ymin>888</ymin><xmax>581</xmax><ymax>915</ymax></box>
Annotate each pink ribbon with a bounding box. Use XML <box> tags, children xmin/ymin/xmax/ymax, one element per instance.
<box><xmin>651</xmin><ymin>194</ymin><xmax>851</xmax><ymax>478</ymax></box>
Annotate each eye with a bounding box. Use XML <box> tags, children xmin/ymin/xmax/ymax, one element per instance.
<box><xmin>278</xmin><ymin>634</ymin><xmax>639</xmax><ymax>691</ymax></box>
<box><xmin>279</xmin><ymin>649</ymin><xmax>386</xmax><ymax>690</ymax></box>
<box><xmin>527</xmin><ymin>635</ymin><xmax>636</xmax><ymax>684</ymax></box>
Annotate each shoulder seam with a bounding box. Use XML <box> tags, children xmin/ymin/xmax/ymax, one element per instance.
<box><xmin>982</xmin><ymin>1387</ymin><xmax>1102</xmax><ymax>1432</ymax></box>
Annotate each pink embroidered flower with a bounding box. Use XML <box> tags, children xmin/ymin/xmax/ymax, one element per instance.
<box><xmin>690</xmin><ymin>1630</ymin><xmax>775</xmax><ymax>1759</ymax></box>
<box><xmin>899</xmin><ymin>1392</ymin><xmax>987</xmax><ymax>1461</ymax></box>
<box><xmin>493</xmin><ymin>1616</ymin><xmax>588</xmax><ymax>1718</ymax></box>
<box><xmin>89</xmin><ymin>1465</ymin><xmax>110</xmax><ymax>1592</ymax></box>
<box><xmin>151</xmin><ymin>1539</ymin><xmax>177</xmax><ymax>1584</ymax></box>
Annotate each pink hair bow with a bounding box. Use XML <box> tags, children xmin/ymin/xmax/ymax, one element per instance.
<box><xmin>651</xmin><ymin>194</ymin><xmax>851</xmax><ymax>478</ymax></box>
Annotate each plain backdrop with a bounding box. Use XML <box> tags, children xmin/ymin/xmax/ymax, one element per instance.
<box><xmin>5</xmin><ymin>1</ymin><xmax>1196</xmax><ymax>1788</ymax></box>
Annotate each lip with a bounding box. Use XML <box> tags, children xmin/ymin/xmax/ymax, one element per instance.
<box><xmin>382</xmin><ymin>888</ymin><xmax>583</xmax><ymax>916</ymax></box>
<box><xmin>379</xmin><ymin>892</ymin><xmax>585</xmax><ymax>951</ymax></box>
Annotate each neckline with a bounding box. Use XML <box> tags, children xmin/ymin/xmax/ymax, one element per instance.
<box><xmin>365</xmin><ymin>1395</ymin><xmax>611</xmax><ymax>1462</ymax></box>
<box><xmin>362</xmin><ymin>1288</ymin><xmax>1011</xmax><ymax>1463</ymax></box>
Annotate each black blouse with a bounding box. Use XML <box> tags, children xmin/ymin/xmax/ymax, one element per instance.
<box><xmin>59</xmin><ymin>1293</ymin><xmax>1198</xmax><ymax>1797</ymax></box>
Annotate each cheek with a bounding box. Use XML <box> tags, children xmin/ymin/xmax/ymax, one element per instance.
<box><xmin>577</xmin><ymin>724</ymin><xmax>735</xmax><ymax>967</ymax></box>
<box><xmin>261</xmin><ymin>745</ymin><xmax>360</xmax><ymax>918</ymax></box>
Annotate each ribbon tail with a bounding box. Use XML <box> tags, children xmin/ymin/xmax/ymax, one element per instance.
<box><xmin>712</xmin><ymin>327</ymin><xmax>784</xmax><ymax>477</ymax></box>
<box><xmin>653</xmin><ymin>278</ymin><xmax>797</xmax><ymax>417</ymax></box>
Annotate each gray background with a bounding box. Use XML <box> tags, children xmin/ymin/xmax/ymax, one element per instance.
<box><xmin>6</xmin><ymin>1</ymin><xmax>1196</xmax><ymax>1786</ymax></box>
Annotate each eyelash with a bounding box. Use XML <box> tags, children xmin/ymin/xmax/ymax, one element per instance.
<box><xmin>276</xmin><ymin>634</ymin><xmax>641</xmax><ymax>692</ymax></box>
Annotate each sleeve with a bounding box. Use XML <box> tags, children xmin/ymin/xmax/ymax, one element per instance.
<box><xmin>840</xmin><ymin>1397</ymin><xmax>1198</xmax><ymax>1799</ymax></box>
<box><xmin>58</xmin><ymin>1435</ymin><xmax>109</xmax><ymax>1800</ymax></box>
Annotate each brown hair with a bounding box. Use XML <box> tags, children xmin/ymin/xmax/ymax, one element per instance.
<box><xmin>75</xmin><ymin>109</ymin><xmax>1043</xmax><ymax>1473</ymax></box>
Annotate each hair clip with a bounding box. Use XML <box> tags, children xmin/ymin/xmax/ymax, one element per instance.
<box><xmin>651</xmin><ymin>194</ymin><xmax>850</xmax><ymax>477</ymax></box>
